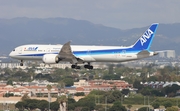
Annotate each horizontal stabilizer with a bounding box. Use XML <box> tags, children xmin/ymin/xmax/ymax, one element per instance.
<box><xmin>137</xmin><ymin>50</ymin><xmax>150</xmax><ymax>55</ymax></box>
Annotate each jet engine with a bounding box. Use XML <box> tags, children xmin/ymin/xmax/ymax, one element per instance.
<box><xmin>42</xmin><ymin>54</ymin><xmax>60</xmax><ymax>64</ymax></box>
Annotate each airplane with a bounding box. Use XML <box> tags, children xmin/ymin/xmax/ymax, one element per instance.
<box><xmin>9</xmin><ymin>23</ymin><xmax>159</xmax><ymax>69</ymax></box>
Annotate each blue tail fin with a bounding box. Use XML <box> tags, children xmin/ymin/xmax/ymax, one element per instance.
<box><xmin>132</xmin><ymin>23</ymin><xmax>159</xmax><ymax>50</ymax></box>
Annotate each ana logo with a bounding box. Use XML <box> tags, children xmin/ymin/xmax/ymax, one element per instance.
<box><xmin>25</xmin><ymin>47</ymin><xmax>38</xmax><ymax>51</ymax></box>
<box><xmin>140</xmin><ymin>29</ymin><xmax>153</xmax><ymax>46</ymax></box>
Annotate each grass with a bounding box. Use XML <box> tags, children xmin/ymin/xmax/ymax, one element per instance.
<box><xmin>0</xmin><ymin>103</ymin><xmax>16</xmax><ymax>111</ymax></box>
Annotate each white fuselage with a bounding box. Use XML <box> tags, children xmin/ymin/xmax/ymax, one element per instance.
<box><xmin>9</xmin><ymin>44</ymin><xmax>154</xmax><ymax>63</ymax></box>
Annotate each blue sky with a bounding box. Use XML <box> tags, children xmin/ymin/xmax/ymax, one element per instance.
<box><xmin>0</xmin><ymin>0</ymin><xmax>179</xmax><ymax>29</ymax></box>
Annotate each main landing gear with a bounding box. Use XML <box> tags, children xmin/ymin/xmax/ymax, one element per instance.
<box><xmin>84</xmin><ymin>62</ymin><xmax>93</xmax><ymax>69</ymax></box>
<box><xmin>84</xmin><ymin>64</ymin><xmax>93</xmax><ymax>69</ymax></box>
<box><xmin>71</xmin><ymin>64</ymin><xmax>81</xmax><ymax>69</ymax></box>
<box><xmin>71</xmin><ymin>63</ymin><xmax>93</xmax><ymax>69</ymax></box>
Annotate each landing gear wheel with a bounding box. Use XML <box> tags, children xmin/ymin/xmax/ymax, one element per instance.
<box><xmin>20</xmin><ymin>63</ymin><xmax>23</xmax><ymax>66</ymax></box>
<box><xmin>76</xmin><ymin>66</ymin><xmax>81</xmax><ymax>69</ymax></box>
<box><xmin>84</xmin><ymin>65</ymin><xmax>88</xmax><ymax>68</ymax></box>
<box><xmin>89</xmin><ymin>65</ymin><xmax>93</xmax><ymax>69</ymax></box>
<box><xmin>20</xmin><ymin>60</ymin><xmax>23</xmax><ymax>66</ymax></box>
<box><xmin>71</xmin><ymin>65</ymin><xmax>76</xmax><ymax>69</ymax></box>
<box><xmin>71</xmin><ymin>65</ymin><xmax>81</xmax><ymax>69</ymax></box>
<box><xmin>84</xmin><ymin>64</ymin><xmax>93</xmax><ymax>69</ymax></box>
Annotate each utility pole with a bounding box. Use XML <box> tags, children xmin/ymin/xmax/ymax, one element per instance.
<box><xmin>177</xmin><ymin>99</ymin><xmax>178</xmax><ymax>107</ymax></box>
<box><xmin>144</xmin><ymin>96</ymin><xmax>146</xmax><ymax>107</ymax></box>
<box><xmin>49</xmin><ymin>101</ymin><xmax>50</xmax><ymax>111</ymax></box>
<box><xmin>148</xmin><ymin>96</ymin><xmax>149</xmax><ymax>111</ymax></box>
<box><xmin>121</xmin><ymin>94</ymin><xmax>123</xmax><ymax>104</ymax></box>
<box><xmin>105</xmin><ymin>96</ymin><xmax>107</xmax><ymax>111</ymax></box>
<box><xmin>95</xmin><ymin>96</ymin><xmax>96</xmax><ymax>104</ymax></box>
<box><xmin>98</xmin><ymin>96</ymin><xmax>100</xmax><ymax>104</ymax></box>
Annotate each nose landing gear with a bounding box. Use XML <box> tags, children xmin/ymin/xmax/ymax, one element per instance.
<box><xmin>20</xmin><ymin>60</ymin><xmax>23</xmax><ymax>66</ymax></box>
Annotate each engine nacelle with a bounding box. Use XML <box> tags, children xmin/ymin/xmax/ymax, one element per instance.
<box><xmin>42</xmin><ymin>54</ymin><xmax>60</xmax><ymax>64</ymax></box>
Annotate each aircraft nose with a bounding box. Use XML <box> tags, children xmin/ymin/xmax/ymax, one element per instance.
<box><xmin>9</xmin><ymin>52</ymin><xmax>13</xmax><ymax>57</ymax></box>
<box><xmin>9</xmin><ymin>52</ymin><xmax>12</xmax><ymax>57</ymax></box>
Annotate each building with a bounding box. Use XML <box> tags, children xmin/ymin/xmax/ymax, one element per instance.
<box><xmin>142</xmin><ymin>81</ymin><xmax>180</xmax><ymax>89</ymax></box>
<box><xmin>159</xmin><ymin>52</ymin><xmax>165</xmax><ymax>58</ymax></box>
<box><xmin>74</xmin><ymin>79</ymin><xmax>133</xmax><ymax>94</ymax></box>
<box><xmin>74</xmin><ymin>80</ymin><xmax>89</xmax><ymax>87</ymax></box>
<box><xmin>166</xmin><ymin>50</ymin><xmax>176</xmax><ymax>58</ymax></box>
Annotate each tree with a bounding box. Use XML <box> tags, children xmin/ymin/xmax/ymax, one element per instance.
<box><xmin>162</xmin><ymin>84</ymin><xmax>180</xmax><ymax>97</ymax></box>
<box><xmin>37</xmin><ymin>100</ymin><xmax>49</xmax><ymax>111</ymax></box>
<box><xmin>28</xmin><ymin>103</ymin><xmax>37</xmax><ymax>111</ymax></box>
<box><xmin>4</xmin><ymin>93</ymin><xmax>14</xmax><ymax>97</ymax></box>
<box><xmin>50</xmin><ymin>101</ymin><xmax>59</xmax><ymax>111</ymax></box>
<box><xmin>47</xmin><ymin>84</ymin><xmax>52</xmax><ymax>99</ymax></box>
<box><xmin>150</xmin><ymin>89</ymin><xmax>164</xmax><ymax>97</ymax></box>
<box><xmin>103</xmin><ymin>90</ymin><xmax>123</xmax><ymax>103</ymax></box>
<box><xmin>127</xmin><ymin>104</ymin><xmax>132</xmax><ymax>110</ymax></box>
<box><xmin>140</xmin><ymin>87</ymin><xmax>152</xmax><ymax>96</ymax></box>
<box><xmin>152</xmin><ymin>102</ymin><xmax>160</xmax><ymax>109</ymax></box>
<box><xmin>162</xmin><ymin>101</ymin><xmax>172</xmax><ymax>108</ymax></box>
<box><xmin>133</xmin><ymin>80</ymin><xmax>144</xmax><ymax>92</ymax></box>
<box><xmin>4</xmin><ymin>68</ymin><xmax>13</xmax><ymax>76</ymax></box>
<box><xmin>108</xmin><ymin>64</ymin><xmax>114</xmax><ymax>74</ymax></box>
<box><xmin>63</xmin><ymin>78</ymin><xmax>74</xmax><ymax>87</ymax></box>
<box><xmin>74</xmin><ymin>92</ymin><xmax>85</xmax><ymax>96</ymax></box>
<box><xmin>24</xmin><ymin>99</ymin><xmax>39</xmax><ymax>110</ymax></box>
<box><xmin>166</xmin><ymin>106</ymin><xmax>178</xmax><ymax>111</ymax></box>
<box><xmin>148</xmin><ymin>76</ymin><xmax>158</xmax><ymax>81</ymax></box>
<box><xmin>67</xmin><ymin>98</ymin><xmax>76</xmax><ymax>111</ymax></box>
<box><xmin>89</xmin><ymin>90</ymin><xmax>106</xmax><ymax>95</ymax></box>
<box><xmin>107</xmin><ymin>94</ymin><xmax>116</xmax><ymax>103</ymax></box>
<box><xmin>13</xmin><ymin>70</ymin><xmax>30</xmax><ymax>81</ymax></box>
<box><xmin>27</xmin><ymin>67</ymin><xmax>35</xmax><ymax>80</ymax></box>
<box><xmin>138</xmin><ymin>107</ymin><xmax>150</xmax><ymax>111</ymax></box>
<box><xmin>7</xmin><ymin>80</ymin><xmax>13</xmax><ymax>85</ymax></box>
<box><xmin>81</xmin><ymin>107</ymin><xmax>89</xmax><ymax>111</ymax></box>
<box><xmin>95</xmin><ymin>105</ymin><xmax>104</xmax><ymax>111</ymax></box>
<box><xmin>67</xmin><ymin>104</ymin><xmax>75</xmax><ymax>111</ymax></box>
<box><xmin>57</xmin><ymin>95</ymin><xmax>67</xmax><ymax>111</ymax></box>
<box><xmin>121</xmin><ymin>89</ymin><xmax>130</xmax><ymax>95</ymax></box>
<box><xmin>112</xmin><ymin>90</ymin><xmax>123</xmax><ymax>102</ymax></box>
<box><xmin>109</xmin><ymin>101</ymin><xmax>126</xmax><ymax>111</ymax></box>
<box><xmin>21</xmin><ymin>93</ymin><xmax>30</xmax><ymax>101</ymax></box>
<box><xmin>76</xmin><ymin>96</ymin><xmax>96</xmax><ymax>111</ymax></box>
<box><xmin>103</xmin><ymin>74</ymin><xmax>120</xmax><ymax>80</ymax></box>
<box><xmin>47</xmin><ymin>84</ymin><xmax>52</xmax><ymax>110</ymax></box>
<box><xmin>68</xmin><ymin>98</ymin><xmax>76</xmax><ymax>104</ymax></box>
<box><xmin>15</xmin><ymin>101</ymin><xmax>25</xmax><ymax>111</ymax></box>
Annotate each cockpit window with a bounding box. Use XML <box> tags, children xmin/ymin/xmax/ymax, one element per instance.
<box><xmin>13</xmin><ymin>49</ymin><xmax>15</xmax><ymax>51</ymax></box>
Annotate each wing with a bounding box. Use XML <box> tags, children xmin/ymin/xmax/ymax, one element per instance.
<box><xmin>58</xmin><ymin>41</ymin><xmax>83</xmax><ymax>64</ymax></box>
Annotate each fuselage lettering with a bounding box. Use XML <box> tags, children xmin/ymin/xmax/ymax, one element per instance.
<box><xmin>140</xmin><ymin>29</ymin><xmax>153</xmax><ymax>46</ymax></box>
<box><xmin>25</xmin><ymin>47</ymin><xmax>38</xmax><ymax>51</ymax></box>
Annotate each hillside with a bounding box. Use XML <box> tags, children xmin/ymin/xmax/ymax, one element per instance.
<box><xmin>0</xmin><ymin>17</ymin><xmax>179</xmax><ymax>55</ymax></box>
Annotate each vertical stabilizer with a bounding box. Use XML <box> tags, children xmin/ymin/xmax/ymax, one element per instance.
<box><xmin>132</xmin><ymin>23</ymin><xmax>159</xmax><ymax>50</ymax></box>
